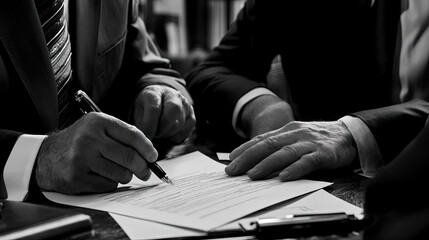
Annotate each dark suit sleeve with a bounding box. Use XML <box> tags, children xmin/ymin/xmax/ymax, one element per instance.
<box><xmin>363</xmin><ymin>117</ymin><xmax>429</xmax><ymax>239</ymax></box>
<box><xmin>351</xmin><ymin>99</ymin><xmax>429</xmax><ymax>164</ymax></box>
<box><xmin>126</xmin><ymin>2</ymin><xmax>190</xmax><ymax>102</ymax></box>
<box><xmin>185</xmin><ymin>0</ymin><xmax>278</xmax><ymax>146</ymax></box>
<box><xmin>103</xmin><ymin>0</ymin><xmax>193</xmax><ymax>122</ymax></box>
<box><xmin>0</xmin><ymin>130</ymin><xmax>22</xmax><ymax>199</ymax></box>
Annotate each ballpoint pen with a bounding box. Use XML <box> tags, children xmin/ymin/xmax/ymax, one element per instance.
<box><xmin>74</xmin><ymin>89</ymin><xmax>174</xmax><ymax>185</ymax></box>
<box><xmin>247</xmin><ymin>212</ymin><xmax>371</xmax><ymax>238</ymax></box>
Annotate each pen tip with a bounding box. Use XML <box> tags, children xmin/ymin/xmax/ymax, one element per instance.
<box><xmin>163</xmin><ymin>176</ymin><xmax>174</xmax><ymax>185</ymax></box>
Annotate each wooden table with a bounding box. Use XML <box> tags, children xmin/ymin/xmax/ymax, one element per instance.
<box><xmin>30</xmin><ymin>134</ymin><xmax>370</xmax><ymax>240</ymax></box>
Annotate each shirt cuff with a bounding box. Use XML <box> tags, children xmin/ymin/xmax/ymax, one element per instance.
<box><xmin>4</xmin><ymin>134</ymin><xmax>47</xmax><ymax>201</ymax></box>
<box><xmin>232</xmin><ymin>88</ymin><xmax>277</xmax><ymax>138</ymax></box>
<box><xmin>339</xmin><ymin>116</ymin><xmax>384</xmax><ymax>178</ymax></box>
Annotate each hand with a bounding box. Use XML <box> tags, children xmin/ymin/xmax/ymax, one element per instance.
<box><xmin>225</xmin><ymin>120</ymin><xmax>357</xmax><ymax>181</ymax></box>
<box><xmin>240</xmin><ymin>95</ymin><xmax>294</xmax><ymax>138</ymax></box>
<box><xmin>35</xmin><ymin>112</ymin><xmax>158</xmax><ymax>194</ymax></box>
<box><xmin>133</xmin><ymin>85</ymin><xmax>195</xmax><ymax>143</ymax></box>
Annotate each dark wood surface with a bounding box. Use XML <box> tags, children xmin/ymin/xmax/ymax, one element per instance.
<box><xmin>29</xmin><ymin>134</ymin><xmax>370</xmax><ymax>240</ymax></box>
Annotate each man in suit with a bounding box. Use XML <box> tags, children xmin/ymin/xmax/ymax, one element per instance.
<box><xmin>0</xmin><ymin>0</ymin><xmax>195</xmax><ymax>200</ymax></box>
<box><xmin>186</xmin><ymin>0</ymin><xmax>429</xmax><ymax>181</ymax></box>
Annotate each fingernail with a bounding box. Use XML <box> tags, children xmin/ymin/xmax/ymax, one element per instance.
<box><xmin>279</xmin><ymin>170</ymin><xmax>291</xmax><ymax>181</ymax></box>
<box><xmin>226</xmin><ymin>164</ymin><xmax>236</xmax><ymax>173</ymax></box>
<box><xmin>143</xmin><ymin>171</ymin><xmax>152</xmax><ymax>181</ymax></box>
<box><xmin>248</xmin><ymin>167</ymin><xmax>260</xmax><ymax>176</ymax></box>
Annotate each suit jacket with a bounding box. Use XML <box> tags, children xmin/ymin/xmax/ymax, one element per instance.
<box><xmin>0</xmin><ymin>0</ymin><xmax>190</xmax><ymax>198</ymax></box>
<box><xmin>363</xmin><ymin>117</ymin><xmax>429</xmax><ymax>239</ymax></box>
<box><xmin>186</xmin><ymin>0</ymin><xmax>429</xmax><ymax>159</ymax></box>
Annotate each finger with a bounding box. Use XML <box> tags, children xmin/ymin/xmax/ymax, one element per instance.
<box><xmin>89</xmin><ymin>156</ymin><xmax>133</xmax><ymax>184</ymax></box>
<box><xmin>157</xmin><ymin>94</ymin><xmax>195</xmax><ymax>142</ymax></box>
<box><xmin>163</xmin><ymin>114</ymin><xmax>196</xmax><ymax>144</ymax></box>
<box><xmin>137</xmin><ymin>90</ymin><xmax>163</xmax><ymax>140</ymax></box>
<box><xmin>229</xmin><ymin>128</ymin><xmax>285</xmax><ymax>160</ymax></box>
<box><xmin>264</xmin><ymin>170</ymin><xmax>282</xmax><ymax>180</ymax></box>
<box><xmin>247</xmin><ymin>143</ymin><xmax>310</xmax><ymax>180</ymax></box>
<box><xmin>226</xmin><ymin>133</ymin><xmax>297</xmax><ymax>176</ymax></box>
<box><xmin>279</xmin><ymin>152</ymin><xmax>320</xmax><ymax>181</ymax></box>
<box><xmin>100</xmin><ymin>113</ymin><xmax>158</xmax><ymax>163</ymax></box>
<box><xmin>157</xmin><ymin>95</ymin><xmax>185</xmax><ymax>138</ymax></box>
<box><xmin>100</xmin><ymin>136</ymin><xmax>152</xmax><ymax>180</ymax></box>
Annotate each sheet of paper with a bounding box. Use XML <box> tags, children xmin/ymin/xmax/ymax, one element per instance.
<box><xmin>44</xmin><ymin>151</ymin><xmax>331</xmax><ymax>231</ymax></box>
<box><xmin>111</xmin><ymin>189</ymin><xmax>363</xmax><ymax>240</ymax></box>
<box><xmin>218</xmin><ymin>189</ymin><xmax>364</xmax><ymax>232</ymax></box>
<box><xmin>216</xmin><ymin>152</ymin><xmax>231</xmax><ymax>161</ymax></box>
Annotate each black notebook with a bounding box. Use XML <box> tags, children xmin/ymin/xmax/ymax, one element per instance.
<box><xmin>0</xmin><ymin>200</ymin><xmax>93</xmax><ymax>240</ymax></box>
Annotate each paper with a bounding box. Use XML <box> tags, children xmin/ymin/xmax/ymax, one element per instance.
<box><xmin>219</xmin><ymin>189</ymin><xmax>364</xmax><ymax>232</ymax></box>
<box><xmin>111</xmin><ymin>189</ymin><xmax>363</xmax><ymax>240</ymax></box>
<box><xmin>44</xmin><ymin>151</ymin><xmax>331</xmax><ymax>231</ymax></box>
<box><xmin>216</xmin><ymin>152</ymin><xmax>231</xmax><ymax>161</ymax></box>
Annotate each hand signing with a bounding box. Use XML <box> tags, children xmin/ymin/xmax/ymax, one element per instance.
<box><xmin>35</xmin><ymin>112</ymin><xmax>158</xmax><ymax>194</ymax></box>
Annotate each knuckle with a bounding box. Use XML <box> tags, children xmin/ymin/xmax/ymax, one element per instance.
<box><xmin>166</xmin><ymin>100</ymin><xmax>182</xmax><ymax>115</ymax></box>
<box><xmin>263</xmin><ymin>137</ymin><xmax>279</xmax><ymax>151</ymax></box>
<box><xmin>142</xmin><ymin>87</ymin><xmax>156</xmax><ymax>96</ymax></box>
<box><xmin>307</xmin><ymin>154</ymin><xmax>323</xmax><ymax>168</ymax></box>
<box><xmin>123</xmin><ymin>148</ymin><xmax>138</xmax><ymax>167</ymax></box>
<box><xmin>281</xmin><ymin>145</ymin><xmax>299</xmax><ymax>159</ymax></box>
<box><xmin>141</xmin><ymin>91</ymin><xmax>160</xmax><ymax>106</ymax></box>
<box><xmin>84</xmin><ymin>112</ymin><xmax>102</xmax><ymax>124</ymax></box>
<box><xmin>252</xmin><ymin>135</ymin><xmax>265</xmax><ymax>143</ymax></box>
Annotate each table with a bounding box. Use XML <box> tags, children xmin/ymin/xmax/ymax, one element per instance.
<box><xmin>29</xmin><ymin>133</ymin><xmax>370</xmax><ymax>240</ymax></box>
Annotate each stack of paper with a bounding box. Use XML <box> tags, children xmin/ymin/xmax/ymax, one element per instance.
<box><xmin>43</xmin><ymin>151</ymin><xmax>361</xmax><ymax>239</ymax></box>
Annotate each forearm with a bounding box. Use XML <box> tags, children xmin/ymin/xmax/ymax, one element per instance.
<box><xmin>239</xmin><ymin>94</ymin><xmax>294</xmax><ymax>138</ymax></box>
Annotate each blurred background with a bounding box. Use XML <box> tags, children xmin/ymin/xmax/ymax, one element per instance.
<box><xmin>138</xmin><ymin>0</ymin><xmax>245</xmax><ymax>75</ymax></box>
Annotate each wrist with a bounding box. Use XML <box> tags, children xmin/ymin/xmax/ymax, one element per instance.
<box><xmin>239</xmin><ymin>95</ymin><xmax>293</xmax><ymax>137</ymax></box>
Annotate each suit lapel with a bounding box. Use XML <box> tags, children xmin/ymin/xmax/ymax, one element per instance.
<box><xmin>0</xmin><ymin>1</ymin><xmax>58</xmax><ymax>131</ymax></box>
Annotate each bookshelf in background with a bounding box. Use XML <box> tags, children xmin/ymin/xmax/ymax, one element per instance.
<box><xmin>206</xmin><ymin>0</ymin><xmax>245</xmax><ymax>50</ymax></box>
<box><xmin>139</xmin><ymin>0</ymin><xmax>245</xmax><ymax>74</ymax></box>
<box><xmin>139</xmin><ymin>0</ymin><xmax>188</xmax><ymax>57</ymax></box>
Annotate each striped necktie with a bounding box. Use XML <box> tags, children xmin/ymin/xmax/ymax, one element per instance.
<box><xmin>35</xmin><ymin>0</ymin><xmax>79</xmax><ymax>129</ymax></box>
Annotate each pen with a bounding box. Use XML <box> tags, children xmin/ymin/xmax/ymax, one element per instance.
<box><xmin>74</xmin><ymin>90</ymin><xmax>174</xmax><ymax>185</ymax></box>
<box><xmin>176</xmin><ymin>212</ymin><xmax>372</xmax><ymax>239</ymax></box>
<box><xmin>248</xmin><ymin>212</ymin><xmax>370</xmax><ymax>238</ymax></box>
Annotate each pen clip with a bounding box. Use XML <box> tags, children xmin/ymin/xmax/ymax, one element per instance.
<box><xmin>74</xmin><ymin>90</ymin><xmax>101</xmax><ymax>114</ymax></box>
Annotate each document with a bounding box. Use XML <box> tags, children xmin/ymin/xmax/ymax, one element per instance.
<box><xmin>44</xmin><ymin>151</ymin><xmax>331</xmax><ymax>231</ymax></box>
<box><xmin>111</xmin><ymin>189</ymin><xmax>363</xmax><ymax>240</ymax></box>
